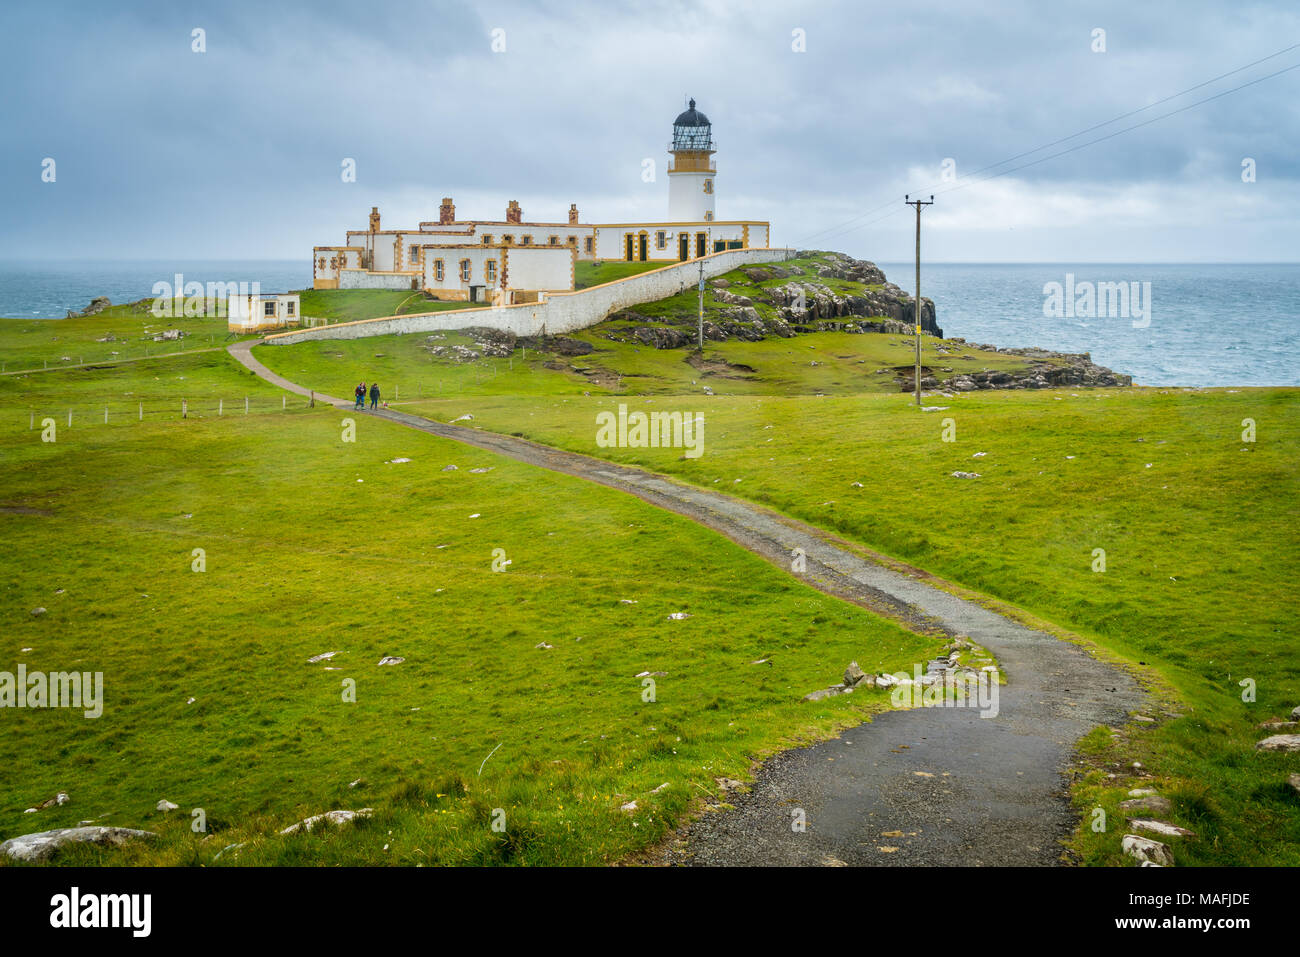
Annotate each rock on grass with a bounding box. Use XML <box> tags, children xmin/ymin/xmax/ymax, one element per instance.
<box><xmin>1121</xmin><ymin>834</ymin><xmax>1174</xmax><ymax>866</ymax></box>
<box><xmin>1</xmin><ymin>826</ymin><xmax>157</xmax><ymax>863</ymax></box>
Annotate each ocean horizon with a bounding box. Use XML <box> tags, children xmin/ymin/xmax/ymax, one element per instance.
<box><xmin>1</xmin><ymin>259</ymin><xmax>1296</xmax><ymax>388</ymax></box>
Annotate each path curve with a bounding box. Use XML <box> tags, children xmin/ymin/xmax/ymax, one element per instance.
<box><xmin>229</xmin><ymin>339</ymin><xmax>1145</xmax><ymax>866</ymax></box>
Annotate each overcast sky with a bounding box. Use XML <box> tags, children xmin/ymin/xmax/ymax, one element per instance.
<box><xmin>2</xmin><ymin>0</ymin><xmax>1297</xmax><ymax>263</ymax></box>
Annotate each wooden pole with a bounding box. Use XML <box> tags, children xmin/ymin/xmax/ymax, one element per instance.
<box><xmin>905</xmin><ymin>194</ymin><xmax>934</xmax><ymax>406</ymax></box>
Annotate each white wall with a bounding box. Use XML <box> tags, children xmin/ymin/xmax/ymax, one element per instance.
<box><xmin>339</xmin><ymin>269</ymin><xmax>418</xmax><ymax>290</ymax></box>
<box><xmin>268</xmin><ymin>247</ymin><xmax>793</xmax><ymax>344</ymax></box>
<box><xmin>668</xmin><ymin>169</ymin><xmax>716</xmax><ymax>222</ymax></box>
<box><xmin>503</xmin><ymin>245</ymin><xmax>573</xmax><ymax>291</ymax></box>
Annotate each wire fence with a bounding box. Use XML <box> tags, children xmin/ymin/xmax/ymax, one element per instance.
<box><xmin>21</xmin><ymin>393</ymin><xmax>317</xmax><ymax>431</ymax></box>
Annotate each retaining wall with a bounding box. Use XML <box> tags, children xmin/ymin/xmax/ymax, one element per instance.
<box><xmin>265</xmin><ymin>248</ymin><xmax>794</xmax><ymax>345</ymax></box>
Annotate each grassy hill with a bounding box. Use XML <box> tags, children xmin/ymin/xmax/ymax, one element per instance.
<box><xmin>249</xmin><ymin>253</ymin><xmax>1300</xmax><ymax>866</ymax></box>
<box><xmin>4</xmin><ymin>251</ymin><xmax>1296</xmax><ymax>866</ymax></box>
<box><xmin>0</xmin><ymin>302</ymin><xmax>936</xmax><ymax>866</ymax></box>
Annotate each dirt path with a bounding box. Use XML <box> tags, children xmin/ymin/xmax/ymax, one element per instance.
<box><xmin>229</xmin><ymin>339</ymin><xmax>1146</xmax><ymax>866</ymax></box>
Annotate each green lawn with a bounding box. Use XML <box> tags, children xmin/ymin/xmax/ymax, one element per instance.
<box><xmin>240</xmin><ymin>258</ymin><xmax>1300</xmax><ymax>866</ymax></box>
<box><xmin>251</xmin><ymin>328</ymin><xmax>1039</xmax><ymax>402</ymax></box>
<box><xmin>0</xmin><ymin>315</ymin><xmax>936</xmax><ymax>866</ymax></box>
<box><xmin>6</xmin><ymin>257</ymin><xmax>1297</xmax><ymax>867</ymax></box>
<box><xmin>409</xmin><ymin>386</ymin><xmax>1300</xmax><ymax>866</ymax></box>
<box><xmin>295</xmin><ymin>289</ymin><xmax>473</xmax><ymax>323</ymax></box>
<box><xmin>575</xmin><ymin>260</ymin><xmax>670</xmax><ymax>289</ymax></box>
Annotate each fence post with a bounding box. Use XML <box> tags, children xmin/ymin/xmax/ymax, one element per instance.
<box><xmin>219</xmin><ymin>399</ymin><xmax>223</xmax><ymax>416</ymax></box>
<box><xmin>67</xmin><ymin>409</ymin><xmax>72</xmax><ymax>427</ymax></box>
<box><xmin>183</xmin><ymin>399</ymin><xmax>187</xmax><ymax>419</ymax></box>
<box><xmin>139</xmin><ymin>403</ymin><xmax>143</xmax><ymax>421</ymax></box>
<box><xmin>282</xmin><ymin>395</ymin><xmax>286</xmax><ymax>410</ymax></box>
<box><xmin>29</xmin><ymin>411</ymin><xmax>34</xmax><ymax>430</ymax></box>
<box><xmin>245</xmin><ymin>397</ymin><xmax>249</xmax><ymax>415</ymax></box>
<box><xmin>104</xmin><ymin>407</ymin><xmax>108</xmax><ymax>424</ymax></box>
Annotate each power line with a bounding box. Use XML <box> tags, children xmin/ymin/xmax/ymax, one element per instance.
<box><xmin>791</xmin><ymin>41</ymin><xmax>1300</xmax><ymax>247</ymax></box>
<box><xmin>932</xmin><ymin>58</ymin><xmax>1300</xmax><ymax>200</ymax></box>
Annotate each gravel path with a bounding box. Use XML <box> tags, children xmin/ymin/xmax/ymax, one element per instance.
<box><xmin>230</xmin><ymin>339</ymin><xmax>1146</xmax><ymax>866</ymax></box>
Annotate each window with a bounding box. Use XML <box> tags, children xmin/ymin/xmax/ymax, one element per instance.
<box><xmin>656</xmin><ymin>230</ymin><xmax>666</xmax><ymax>249</ymax></box>
<box><xmin>459</xmin><ymin>259</ymin><xmax>471</xmax><ymax>282</ymax></box>
<box><xmin>409</xmin><ymin>245</ymin><xmax>419</xmax><ymax>262</ymax></box>
<box><xmin>286</xmin><ymin>301</ymin><xmax>295</xmax><ymax>316</ymax></box>
<box><xmin>548</xmin><ymin>235</ymin><xmax>559</xmax><ymax>246</ymax></box>
<box><xmin>263</xmin><ymin>300</ymin><xmax>276</xmax><ymax>317</ymax></box>
<box><xmin>520</xmin><ymin>235</ymin><xmax>532</xmax><ymax>245</ymax></box>
<box><xmin>567</xmin><ymin>235</ymin><xmax>577</xmax><ymax>245</ymax></box>
<box><xmin>502</xmin><ymin>235</ymin><xmax>513</xmax><ymax>245</ymax></box>
<box><xmin>482</xmin><ymin>234</ymin><xmax>493</xmax><ymax>245</ymax></box>
<box><xmin>486</xmin><ymin>259</ymin><xmax>497</xmax><ymax>283</ymax></box>
<box><xmin>584</xmin><ymin>237</ymin><xmax>594</xmax><ymax>253</ymax></box>
<box><xmin>433</xmin><ymin>259</ymin><xmax>444</xmax><ymax>282</ymax></box>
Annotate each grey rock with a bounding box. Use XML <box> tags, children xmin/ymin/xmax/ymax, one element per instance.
<box><xmin>1256</xmin><ymin>734</ymin><xmax>1300</xmax><ymax>752</ymax></box>
<box><xmin>1120</xmin><ymin>795</ymin><xmax>1173</xmax><ymax>814</ymax></box>
<box><xmin>1121</xmin><ymin>834</ymin><xmax>1174</xmax><ymax>866</ymax></box>
<box><xmin>803</xmin><ymin>685</ymin><xmax>852</xmax><ymax>702</ymax></box>
<box><xmin>843</xmin><ymin>661</ymin><xmax>867</xmax><ymax>687</ymax></box>
<box><xmin>280</xmin><ymin>808</ymin><xmax>373</xmax><ymax>835</ymax></box>
<box><xmin>1129</xmin><ymin>818</ymin><xmax>1195</xmax><ymax>838</ymax></box>
<box><xmin>1</xmin><ymin>826</ymin><xmax>157</xmax><ymax>862</ymax></box>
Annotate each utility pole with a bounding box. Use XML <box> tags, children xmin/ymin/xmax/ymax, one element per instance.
<box><xmin>904</xmin><ymin>194</ymin><xmax>934</xmax><ymax>406</ymax></box>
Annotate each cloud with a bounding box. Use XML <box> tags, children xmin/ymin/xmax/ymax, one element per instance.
<box><xmin>0</xmin><ymin>0</ymin><xmax>1296</xmax><ymax>262</ymax></box>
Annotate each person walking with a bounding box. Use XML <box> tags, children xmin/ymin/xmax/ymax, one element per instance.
<box><xmin>354</xmin><ymin>382</ymin><xmax>365</xmax><ymax>409</ymax></box>
<box><xmin>369</xmin><ymin>382</ymin><xmax>380</xmax><ymax>410</ymax></box>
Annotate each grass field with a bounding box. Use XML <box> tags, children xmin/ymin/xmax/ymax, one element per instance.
<box><xmin>250</xmin><ymin>328</ymin><xmax>1040</xmax><ymax>401</ymax></box>
<box><xmin>5</xmin><ymin>267</ymin><xmax>1297</xmax><ymax>867</ymax></box>
<box><xmin>247</xmin><ymin>268</ymin><xmax>1300</xmax><ymax>866</ymax></box>
<box><xmin>574</xmin><ymin>260</ymin><xmax>668</xmax><ymax>289</ymax></box>
<box><xmin>295</xmin><ymin>289</ymin><xmax>472</xmax><ymax>323</ymax></box>
<box><xmin>383</xmin><ymin>386</ymin><xmax>1299</xmax><ymax>866</ymax></box>
<box><xmin>0</xmin><ymin>310</ymin><xmax>937</xmax><ymax>866</ymax></box>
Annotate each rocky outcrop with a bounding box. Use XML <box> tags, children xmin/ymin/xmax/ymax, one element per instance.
<box><xmin>767</xmin><ymin>278</ymin><xmax>940</xmax><ymax>337</ymax></box>
<box><xmin>66</xmin><ymin>296</ymin><xmax>111</xmax><ymax>319</ymax></box>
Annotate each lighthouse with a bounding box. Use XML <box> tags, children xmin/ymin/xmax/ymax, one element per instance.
<box><xmin>667</xmin><ymin>98</ymin><xmax>716</xmax><ymax>223</ymax></box>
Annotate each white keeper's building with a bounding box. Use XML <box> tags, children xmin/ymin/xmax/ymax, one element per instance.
<box><xmin>310</xmin><ymin>99</ymin><xmax>771</xmax><ymax>305</ymax></box>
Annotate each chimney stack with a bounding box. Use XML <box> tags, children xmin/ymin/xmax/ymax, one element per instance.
<box><xmin>439</xmin><ymin>197</ymin><xmax>456</xmax><ymax>225</ymax></box>
<box><xmin>369</xmin><ymin>206</ymin><xmax>380</xmax><ymax>232</ymax></box>
<box><xmin>568</xmin><ymin>203</ymin><xmax>579</xmax><ymax>225</ymax></box>
<box><xmin>506</xmin><ymin>200</ymin><xmax>522</xmax><ymax>224</ymax></box>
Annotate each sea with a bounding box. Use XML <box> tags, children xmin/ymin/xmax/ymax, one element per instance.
<box><xmin>1</xmin><ymin>260</ymin><xmax>1296</xmax><ymax>388</ymax></box>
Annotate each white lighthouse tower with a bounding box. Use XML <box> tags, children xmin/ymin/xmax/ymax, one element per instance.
<box><xmin>667</xmin><ymin>98</ymin><xmax>716</xmax><ymax>223</ymax></box>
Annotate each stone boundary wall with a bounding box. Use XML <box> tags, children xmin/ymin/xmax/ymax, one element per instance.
<box><xmin>265</xmin><ymin>248</ymin><xmax>794</xmax><ymax>345</ymax></box>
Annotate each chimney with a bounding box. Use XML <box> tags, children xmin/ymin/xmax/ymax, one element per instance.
<box><xmin>506</xmin><ymin>200</ymin><xmax>522</xmax><ymax>224</ymax></box>
<box><xmin>369</xmin><ymin>206</ymin><xmax>381</xmax><ymax>232</ymax></box>
<box><xmin>568</xmin><ymin>203</ymin><xmax>579</xmax><ymax>225</ymax></box>
<box><xmin>439</xmin><ymin>197</ymin><xmax>455</xmax><ymax>225</ymax></box>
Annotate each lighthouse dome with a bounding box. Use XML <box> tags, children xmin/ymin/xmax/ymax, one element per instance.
<box><xmin>673</xmin><ymin>98</ymin><xmax>711</xmax><ymax>128</ymax></box>
<box><xmin>671</xmin><ymin>98</ymin><xmax>714</xmax><ymax>151</ymax></box>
